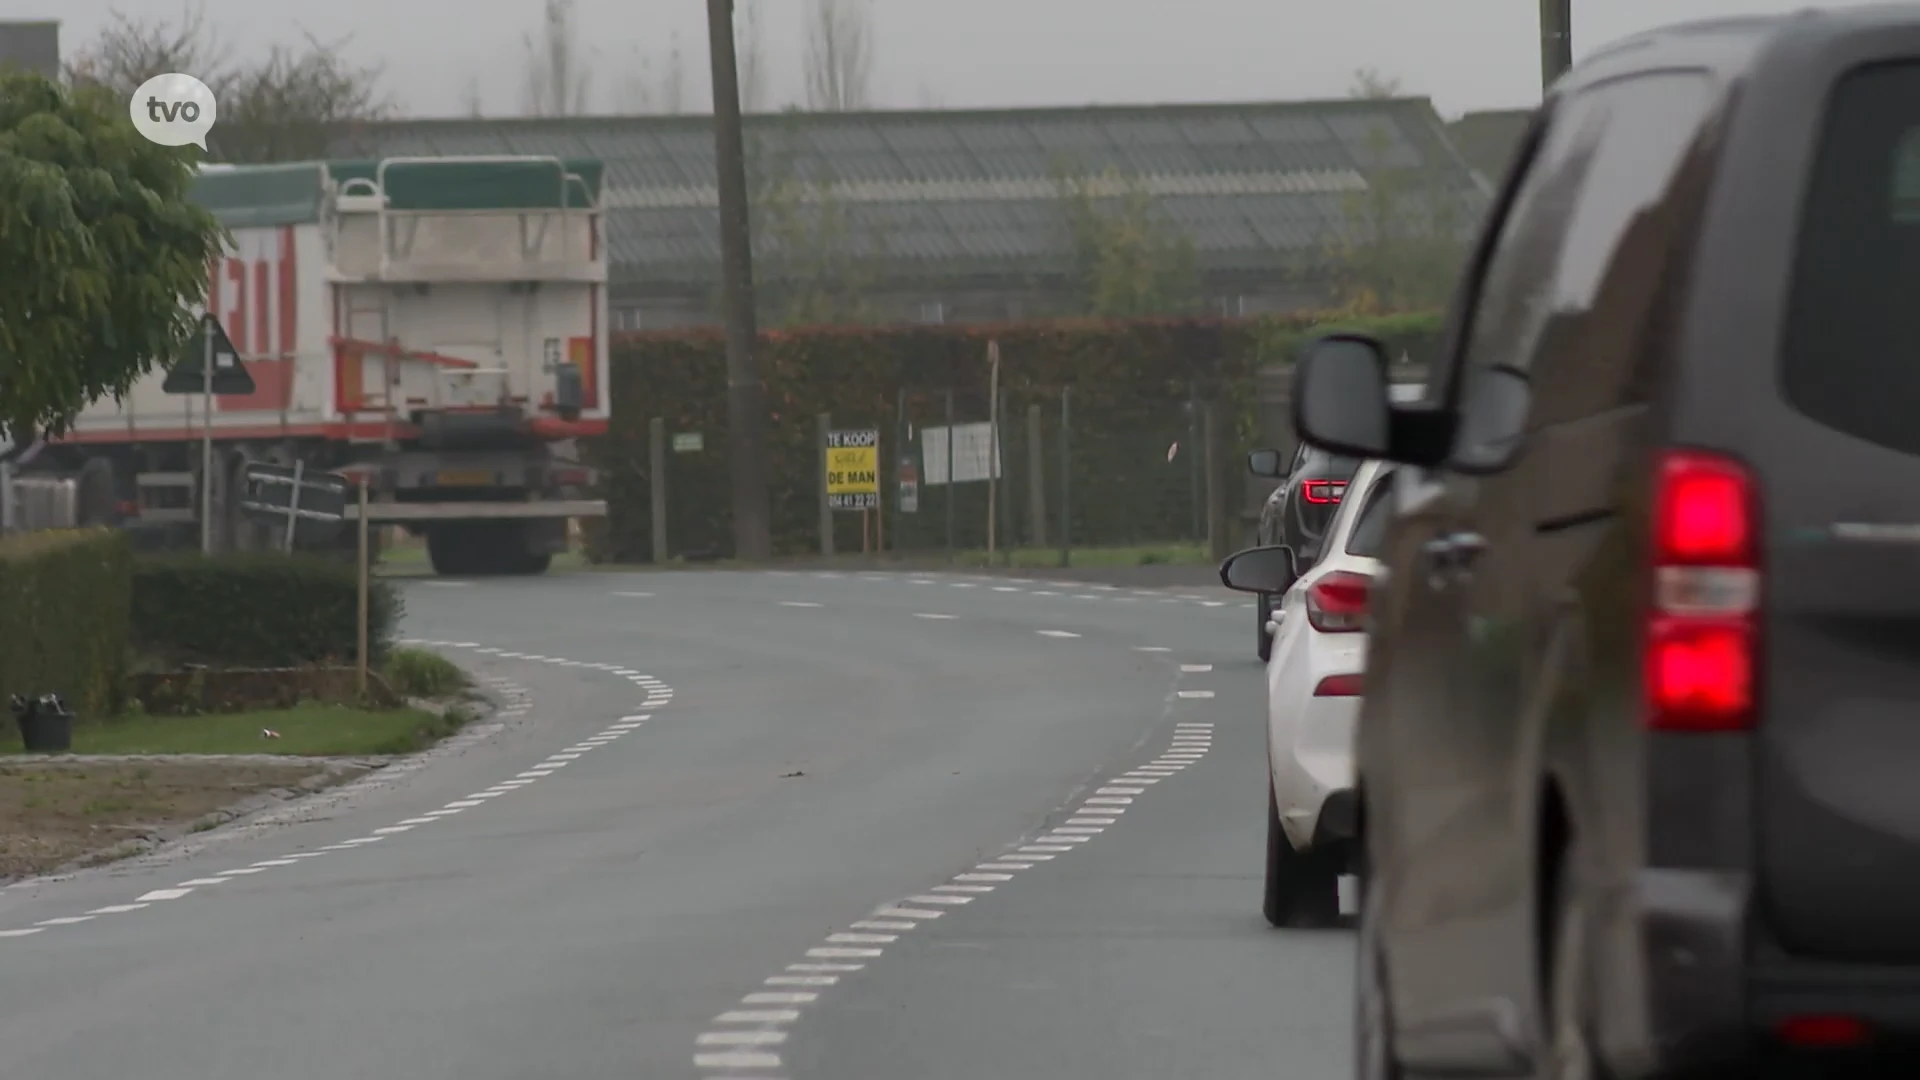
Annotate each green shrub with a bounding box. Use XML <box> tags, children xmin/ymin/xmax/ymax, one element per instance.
<box><xmin>384</xmin><ymin>646</ymin><xmax>467</xmax><ymax>698</ymax></box>
<box><xmin>130</xmin><ymin>552</ymin><xmax>402</xmax><ymax>669</ymax></box>
<box><xmin>0</xmin><ymin>529</ymin><xmax>132</xmax><ymax>720</ymax></box>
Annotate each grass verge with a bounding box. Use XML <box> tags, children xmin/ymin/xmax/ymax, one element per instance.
<box><xmin>0</xmin><ymin>759</ymin><xmax>352</xmax><ymax>882</ymax></box>
<box><xmin>8</xmin><ymin>703</ymin><xmax>469</xmax><ymax>758</ymax></box>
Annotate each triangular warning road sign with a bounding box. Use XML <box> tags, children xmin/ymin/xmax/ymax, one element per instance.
<box><xmin>163</xmin><ymin>314</ymin><xmax>256</xmax><ymax>396</ymax></box>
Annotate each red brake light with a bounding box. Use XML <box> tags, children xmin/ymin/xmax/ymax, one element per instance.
<box><xmin>1306</xmin><ymin>571</ymin><xmax>1371</xmax><ymax>633</ymax></box>
<box><xmin>1644</xmin><ymin>450</ymin><xmax>1759</xmax><ymax>732</ymax></box>
<box><xmin>1313</xmin><ymin>673</ymin><xmax>1364</xmax><ymax>697</ymax></box>
<box><xmin>1301</xmin><ymin>479</ymin><xmax>1346</xmax><ymax>504</ymax></box>
<box><xmin>1775</xmin><ymin>1014</ymin><xmax>1869</xmax><ymax>1047</ymax></box>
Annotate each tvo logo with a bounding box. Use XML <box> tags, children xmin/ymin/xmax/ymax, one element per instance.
<box><xmin>130</xmin><ymin>73</ymin><xmax>218</xmax><ymax>150</ymax></box>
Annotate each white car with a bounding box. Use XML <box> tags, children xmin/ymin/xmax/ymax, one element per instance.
<box><xmin>1259</xmin><ymin>458</ymin><xmax>1394</xmax><ymax>928</ymax></box>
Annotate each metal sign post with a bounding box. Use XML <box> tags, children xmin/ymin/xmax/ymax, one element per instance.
<box><xmin>160</xmin><ymin>315</ymin><xmax>254</xmax><ymax>555</ymax></box>
<box><xmin>200</xmin><ymin>325</ymin><xmax>214</xmax><ymax>554</ymax></box>
<box><xmin>356</xmin><ymin>479</ymin><xmax>370</xmax><ymax>696</ymax></box>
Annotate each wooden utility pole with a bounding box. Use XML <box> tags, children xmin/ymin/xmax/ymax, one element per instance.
<box><xmin>706</xmin><ymin>0</ymin><xmax>771</xmax><ymax>559</ymax></box>
<box><xmin>1540</xmin><ymin>0</ymin><xmax>1572</xmax><ymax>91</ymax></box>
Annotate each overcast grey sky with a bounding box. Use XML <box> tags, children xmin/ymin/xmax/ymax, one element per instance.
<box><xmin>43</xmin><ymin>0</ymin><xmax>1888</xmax><ymax>119</ymax></box>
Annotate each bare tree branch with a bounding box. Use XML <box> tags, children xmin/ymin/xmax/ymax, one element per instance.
<box><xmin>661</xmin><ymin>30</ymin><xmax>687</xmax><ymax>114</ymax></box>
<box><xmin>803</xmin><ymin>0</ymin><xmax>872</xmax><ymax>112</ymax></box>
<box><xmin>212</xmin><ymin>30</ymin><xmax>392</xmax><ymax>162</ymax></box>
<box><xmin>737</xmin><ymin>0</ymin><xmax>767</xmax><ymax>112</ymax></box>
<box><xmin>459</xmin><ymin>75</ymin><xmax>484</xmax><ymax>117</ymax></box>
<box><xmin>64</xmin><ymin>1</ymin><xmax>235</xmax><ymax>99</ymax></box>
<box><xmin>614</xmin><ymin>46</ymin><xmax>655</xmax><ymax>113</ymax></box>
<box><xmin>522</xmin><ymin>0</ymin><xmax>592</xmax><ymax>117</ymax></box>
<box><xmin>1349</xmin><ymin>67</ymin><xmax>1403</xmax><ymax>99</ymax></box>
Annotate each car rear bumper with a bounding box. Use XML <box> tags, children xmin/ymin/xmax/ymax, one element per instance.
<box><xmin>1618</xmin><ymin>868</ymin><xmax>1920</xmax><ymax>1072</ymax></box>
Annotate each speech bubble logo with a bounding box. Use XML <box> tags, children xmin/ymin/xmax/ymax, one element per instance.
<box><xmin>129</xmin><ymin>73</ymin><xmax>218</xmax><ymax>151</ymax></box>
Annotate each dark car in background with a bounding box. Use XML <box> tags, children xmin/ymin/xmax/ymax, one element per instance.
<box><xmin>1246</xmin><ymin>444</ymin><xmax>1361</xmax><ymax>660</ymax></box>
<box><xmin>1247</xmin><ymin>385</ymin><xmax>1421</xmax><ymax>660</ymax></box>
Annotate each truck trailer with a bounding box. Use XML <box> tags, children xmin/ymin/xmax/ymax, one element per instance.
<box><xmin>18</xmin><ymin>155</ymin><xmax>611</xmax><ymax>575</ymax></box>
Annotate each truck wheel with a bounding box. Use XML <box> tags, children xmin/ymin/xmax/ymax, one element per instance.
<box><xmin>427</xmin><ymin>528</ymin><xmax>477</xmax><ymax>577</ymax></box>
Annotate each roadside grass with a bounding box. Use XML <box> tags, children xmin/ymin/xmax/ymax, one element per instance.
<box><xmin>0</xmin><ymin>759</ymin><xmax>350</xmax><ymax>881</ymax></box>
<box><xmin>3</xmin><ymin>702</ymin><xmax>466</xmax><ymax>758</ymax></box>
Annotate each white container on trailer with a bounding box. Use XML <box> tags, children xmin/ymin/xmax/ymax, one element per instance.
<box><xmin>41</xmin><ymin>156</ymin><xmax>613</xmax><ymax>574</ymax></box>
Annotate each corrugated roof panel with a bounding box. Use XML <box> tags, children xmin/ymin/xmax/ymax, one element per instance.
<box><xmin>864</xmin><ymin>202</ymin><xmax>956</xmax><ymax>261</ymax></box>
<box><xmin>1033</xmin><ymin>121</ymin><xmax>1116</xmax><ymax>154</ymax></box>
<box><xmin>1247</xmin><ymin>114</ymin><xmax>1333</xmax><ymax>144</ymax></box>
<box><xmin>654</xmin><ymin>130</ymin><xmax>717</xmax><ymax>182</ymax></box>
<box><xmin>1326</xmin><ymin>113</ymin><xmax>1422</xmax><ymax>169</ymax></box>
<box><xmin>1155</xmin><ymin>195</ymin><xmax>1258</xmax><ymax>252</ymax></box>
<box><xmin>332</xmin><ymin>100</ymin><xmax>1488</xmax><ymax>285</ymax></box>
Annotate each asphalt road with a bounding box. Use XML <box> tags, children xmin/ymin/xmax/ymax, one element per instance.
<box><xmin>0</xmin><ymin>568</ymin><xmax>1353</xmax><ymax>1080</ymax></box>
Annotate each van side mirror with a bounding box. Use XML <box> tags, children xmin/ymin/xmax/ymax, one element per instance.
<box><xmin>1247</xmin><ymin>448</ymin><xmax>1284</xmax><ymax>478</ymax></box>
<box><xmin>1293</xmin><ymin>334</ymin><xmax>1454</xmax><ymax>469</ymax></box>
<box><xmin>1218</xmin><ymin>544</ymin><xmax>1299</xmax><ymax>594</ymax></box>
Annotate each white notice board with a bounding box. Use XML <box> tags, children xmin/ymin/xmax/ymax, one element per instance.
<box><xmin>920</xmin><ymin>422</ymin><xmax>1000</xmax><ymax>486</ymax></box>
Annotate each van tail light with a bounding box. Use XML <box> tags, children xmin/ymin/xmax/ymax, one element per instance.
<box><xmin>1644</xmin><ymin>450</ymin><xmax>1760</xmax><ymax>732</ymax></box>
<box><xmin>1302</xmin><ymin>478</ymin><xmax>1347</xmax><ymax>504</ymax></box>
<box><xmin>1313</xmin><ymin>673</ymin><xmax>1364</xmax><ymax>697</ymax></box>
<box><xmin>1775</xmin><ymin>1014</ymin><xmax>1869</xmax><ymax>1047</ymax></box>
<box><xmin>1306</xmin><ymin>571</ymin><xmax>1371</xmax><ymax>634</ymax></box>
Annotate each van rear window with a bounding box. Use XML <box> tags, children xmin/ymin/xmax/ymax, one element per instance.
<box><xmin>1782</xmin><ymin>62</ymin><xmax>1920</xmax><ymax>454</ymax></box>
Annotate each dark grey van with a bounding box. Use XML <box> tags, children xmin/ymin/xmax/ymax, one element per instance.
<box><xmin>1217</xmin><ymin>9</ymin><xmax>1920</xmax><ymax>1077</ymax></box>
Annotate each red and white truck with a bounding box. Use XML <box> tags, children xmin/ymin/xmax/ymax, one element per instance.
<box><xmin>16</xmin><ymin>155</ymin><xmax>611</xmax><ymax>575</ymax></box>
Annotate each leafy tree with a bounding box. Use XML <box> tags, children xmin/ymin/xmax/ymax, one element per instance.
<box><xmin>1052</xmin><ymin>163</ymin><xmax>1201</xmax><ymax>318</ymax></box>
<box><xmin>0</xmin><ymin>74</ymin><xmax>225</xmax><ymax>445</ymax></box>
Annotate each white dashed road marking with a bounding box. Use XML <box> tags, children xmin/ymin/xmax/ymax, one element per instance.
<box><xmin>1036</xmin><ymin>629</ymin><xmax>1080</xmax><ymax>638</ymax></box>
<box><xmin>691</xmin><ymin>660</ymin><xmax>1221</xmax><ymax>1078</ymax></box>
<box><xmin>2</xmin><ymin>644</ymin><xmax>672</xmax><ymax>940</ymax></box>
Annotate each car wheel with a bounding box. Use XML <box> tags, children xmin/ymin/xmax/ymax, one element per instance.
<box><xmin>1356</xmin><ymin>858</ymin><xmax>1405</xmax><ymax>1080</ymax></box>
<box><xmin>1542</xmin><ymin>853</ymin><xmax>1600</xmax><ymax>1080</ymax></box>
<box><xmin>1265</xmin><ymin>780</ymin><xmax>1341</xmax><ymax>928</ymax></box>
<box><xmin>1257</xmin><ymin>592</ymin><xmax>1275</xmax><ymax>661</ymax></box>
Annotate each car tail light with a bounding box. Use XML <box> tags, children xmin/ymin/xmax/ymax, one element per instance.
<box><xmin>1645</xmin><ymin>450</ymin><xmax>1760</xmax><ymax>732</ymax></box>
<box><xmin>1306</xmin><ymin>571</ymin><xmax>1371</xmax><ymax>633</ymax></box>
<box><xmin>1313</xmin><ymin>673</ymin><xmax>1363</xmax><ymax>697</ymax></box>
<box><xmin>1775</xmin><ymin>1014</ymin><xmax>1869</xmax><ymax>1047</ymax></box>
<box><xmin>1302</xmin><ymin>478</ymin><xmax>1347</xmax><ymax>504</ymax></box>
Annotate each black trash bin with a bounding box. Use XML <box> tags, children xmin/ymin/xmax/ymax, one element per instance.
<box><xmin>12</xmin><ymin>693</ymin><xmax>73</xmax><ymax>753</ymax></box>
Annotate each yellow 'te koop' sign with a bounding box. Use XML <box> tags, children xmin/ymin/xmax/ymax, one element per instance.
<box><xmin>825</xmin><ymin>429</ymin><xmax>879</xmax><ymax>510</ymax></box>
